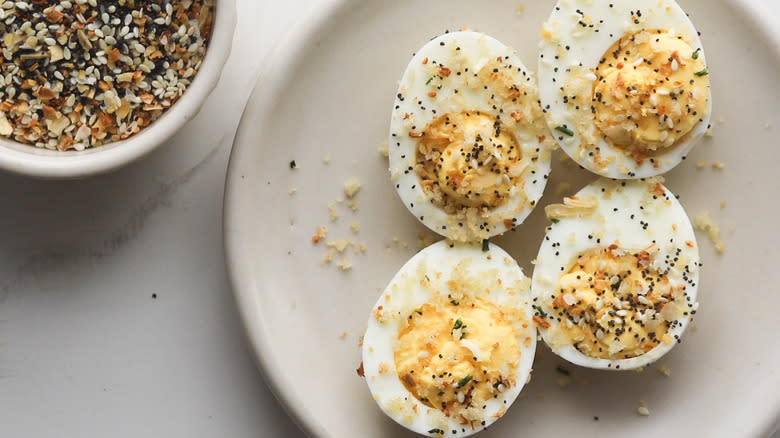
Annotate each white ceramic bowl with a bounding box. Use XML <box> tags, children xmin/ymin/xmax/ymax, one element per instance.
<box><xmin>0</xmin><ymin>0</ymin><xmax>236</xmax><ymax>179</ymax></box>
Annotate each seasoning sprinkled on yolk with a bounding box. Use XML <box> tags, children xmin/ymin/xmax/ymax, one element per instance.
<box><xmin>415</xmin><ymin>111</ymin><xmax>523</xmax><ymax>209</ymax></box>
<box><xmin>593</xmin><ymin>30</ymin><xmax>709</xmax><ymax>160</ymax></box>
<box><xmin>548</xmin><ymin>246</ymin><xmax>688</xmax><ymax>360</ymax></box>
<box><xmin>394</xmin><ymin>295</ymin><xmax>519</xmax><ymax>420</ymax></box>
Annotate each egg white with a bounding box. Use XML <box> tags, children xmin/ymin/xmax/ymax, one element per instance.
<box><xmin>537</xmin><ymin>0</ymin><xmax>711</xmax><ymax>178</ymax></box>
<box><xmin>389</xmin><ymin>31</ymin><xmax>555</xmax><ymax>242</ymax></box>
<box><xmin>531</xmin><ymin>178</ymin><xmax>700</xmax><ymax>370</ymax></box>
<box><xmin>362</xmin><ymin>240</ymin><xmax>536</xmax><ymax>436</ymax></box>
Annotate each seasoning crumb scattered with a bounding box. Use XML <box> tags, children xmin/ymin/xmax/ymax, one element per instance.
<box><xmin>323</xmin><ymin>155</ymin><xmax>331</xmax><ymax>164</ymax></box>
<box><xmin>327</xmin><ymin>239</ymin><xmax>352</xmax><ymax>253</ymax></box>
<box><xmin>637</xmin><ymin>400</ymin><xmax>650</xmax><ymax>416</ymax></box>
<box><xmin>291</xmin><ymin>300</ymin><xmax>297</xmax><ymax>309</ymax></box>
<box><xmin>537</xmin><ymin>393</ymin><xmax>545</xmax><ymax>401</ymax></box>
<box><xmin>693</xmin><ymin>210</ymin><xmax>724</xmax><ymax>253</ymax></box>
<box><xmin>339</xmin><ymin>332</ymin><xmax>347</xmax><ymax>340</ymax></box>
<box><xmin>350</xmin><ymin>220</ymin><xmax>360</xmax><ymax>234</ymax></box>
<box><xmin>337</xmin><ymin>256</ymin><xmax>353</xmax><ymax>271</ymax></box>
<box><xmin>765</xmin><ymin>122</ymin><xmax>772</xmax><ymax>129</ymax></box>
<box><xmin>378</xmin><ymin>140</ymin><xmax>389</xmax><ymax>157</ymax></box>
<box><xmin>696</xmin><ymin>160</ymin><xmax>707</xmax><ymax>169</ymax></box>
<box><xmin>288</xmin><ymin>187</ymin><xmax>297</xmax><ymax>196</ymax></box>
<box><xmin>657</xmin><ymin>364</ymin><xmax>671</xmax><ymax>377</ymax></box>
<box><xmin>347</xmin><ymin>199</ymin><xmax>359</xmax><ymax>211</ymax></box>
<box><xmin>312</xmin><ymin>226</ymin><xmax>327</xmax><ymax>244</ymax></box>
<box><xmin>328</xmin><ymin>202</ymin><xmax>339</xmax><ymax>222</ymax></box>
<box><xmin>344</xmin><ymin>178</ymin><xmax>362</xmax><ymax>198</ymax></box>
<box><xmin>516</xmin><ymin>3</ymin><xmax>525</xmax><ymax>15</ymax></box>
<box><xmin>711</xmin><ymin>161</ymin><xmax>725</xmax><ymax>170</ymax></box>
<box><xmin>720</xmin><ymin>201</ymin><xmax>726</xmax><ymax>209</ymax></box>
<box><xmin>321</xmin><ymin>250</ymin><xmax>334</xmax><ymax>266</ymax></box>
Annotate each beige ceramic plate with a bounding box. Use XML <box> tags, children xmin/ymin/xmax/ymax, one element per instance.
<box><xmin>224</xmin><ymin>0</ymin><xmax>780</xmax><ymax>436</ymax></box>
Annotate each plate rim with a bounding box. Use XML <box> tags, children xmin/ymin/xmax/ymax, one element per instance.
<box><xmin>223</xmin><ymin>0</ymin><xmax>780</xmax><ymax>437</ymax></box>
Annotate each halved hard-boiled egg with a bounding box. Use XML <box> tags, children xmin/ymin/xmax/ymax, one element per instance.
<box><xmin>538</xmin><ymin>0</ymin><xmax>711</xmax><ymax>178</ymax></box>
<box><xmin>531</xmin><ymin>178</ymin><xmax>700</xmax><ymax>370</ymax></box>
<box><xmin>362</xmin><ymin>240</ymin><xmax>536</xmax><ymax>436</ymax></box>
<box><xmin>389</xmin><ymin>31</ymin><xmax>556</xmax><ymax>243</ymax></box>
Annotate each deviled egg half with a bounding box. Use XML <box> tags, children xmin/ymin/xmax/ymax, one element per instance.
<box><xmin>531</xmin><ymin>178</ymin><xmax>700</xmax><ymax>370</ymax></box>
<box><xmin>538</xmin><ymin>0</ymin><xmax>711</xmax><ymax>178</ymax></box>
<box><xmin>389</xmin><ymin>31</ymin><xmax>556</xmax><ymax>243</ymax></box>
<box><xmin>362</xmin><ymin>241</ymin><xmax>536</xmax><ymax>436</ymax></box>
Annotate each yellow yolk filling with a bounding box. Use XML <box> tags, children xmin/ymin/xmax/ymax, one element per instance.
<box><xmin>415</xmin><ymin>111</ymin><xmax>522</xmax><ymax>209</ymax></box>
<box><xmin>593</xmin><ymin>30</ymin><xmax>709</xmax><ymax>160</ymax></box>
<box><xmin>394</xmin><ymin>295</ymin><xmax>519</xmax><ymax>419</ymax></box>
<box><xmin>548</xmin><ymin>246</ymin><xmax>684</xmax><ymax>360</ymax></box>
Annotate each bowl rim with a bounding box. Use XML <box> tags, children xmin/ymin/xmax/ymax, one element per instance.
<box><xmin>0</xmin><ymin>0</ymin><xmax>237</xmax><ymax>179</ymax></box>
<box><xmin>223</xmin><ymin>0</ymin><xmax>780</xmax><ymax>437</ymax></box>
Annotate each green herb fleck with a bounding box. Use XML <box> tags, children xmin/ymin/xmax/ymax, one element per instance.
<box><xmin>425</xmin><ymin>76</ymin><xmax>435</xmax><ymax>85</ymax></box>
<box><xmin>425</xmin><ymin>275</ymin><xmax>431</xmax><ymax>282</ymax></box>
<box><xmin>428</xmin><ymin>429</ymin><xmax>444</xmax><ymax>435</ymax></box>
<box><xmin>482</xmin><ymin>239</ymin><xmax>489</xmax><ymax>252</ymax></box>
<box><xmin>416</xmin><ymin>310</ymin><xmax>423</xmax><ymax>315</ymax></box>
<box><xmin>460</xmin><ymin>328</ymin><xmax>467</xmax><ymax>340</ymax></box>
<box><xmin>534</xmin><ymin>305</ymin><xmax>548</xmax><ymax>318</ymax></box>
<box><xmin>452</xmin><ymin>319</ymin><xmax>463</xmax><ymax>331</ymax></box>
<box><xmin>556</xmin><ymin>365</ymin><xmax>571</xmax><ymax>376</ymax></box>
<box><xmin>289</xmin><ymin>160</ymin><xmax>296</xmax><ymax>169</ymax></box>
<box><xmin>694</xmin><ymin>68</ymin><xmax>708</xmax><ymax>77</ymax></box>
<box><xmin>456</xmin><ymin>375</ymin><xmax>473</xmax><ymax>388</ymax></box>
<box><xmin>691</xmin><ymin>50</ymin><xmax>699</xmax><ymax>60</ymax></box>
<box><xmin>555</xmin><ymin>125</ymin><xmax>574</xmax><ymax>136</ymax></box>
<box><xmin>551</xmin><ymin>218</ymin><xmax>560</xmax><ymax>224</ymax></box>
<box><xmin>437</xmin><ymin>391</ymin><xmax>444</xmax><ymax>396</ymax></box>
<box><xmin>450</xmin><ymin>299</ymin><xmax>460</xmax><ymax>306</ymax></box>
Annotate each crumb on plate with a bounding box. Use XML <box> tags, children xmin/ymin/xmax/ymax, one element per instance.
<box><xmin>637</xmin><ymin>400</ymin><xmax>650</xmax><ymax>416</ymax></box>
<box><xmin>312</xmin><ymin>226</ymin><xmax>327</xmax><ymax>244</ymax></box>
<box><xmin>338</xmin><ymin>256</ymin><xmax>352</xmax><ymax>271</ymax></box>
<box><xmin>344</xmin><ymin>178</ymin><xmax>361</xmax><ymax>198</ymax></box>
<box><xmin>328</xmin><ymin>202</ymin><xmax>339</xmax><ymax>221</ymax></box>
<box><xmin>693</xmin><ymin>210</ymin><xmax>724</xmax><ymax>253</ymax></box>
<box><xmin>378</xmin><ymin>140</ymin><xmax>389</xmax><ymax>157</ymax></box>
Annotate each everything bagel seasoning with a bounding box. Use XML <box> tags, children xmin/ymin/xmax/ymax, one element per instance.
<box><xmin>0</xmin><ymin>0</ymin><xmax>214</xmax><ymax>151</ymax></box>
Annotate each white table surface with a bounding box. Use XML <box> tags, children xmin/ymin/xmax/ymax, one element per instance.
<box><xmin>0</xmin><ymin>1</ymin><xmax>777</xmax><ymax>437</ymax></box>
